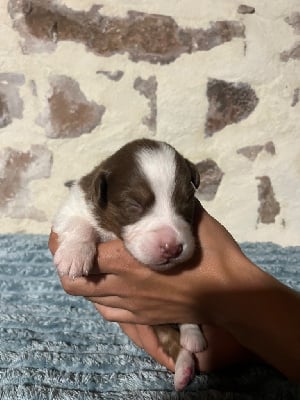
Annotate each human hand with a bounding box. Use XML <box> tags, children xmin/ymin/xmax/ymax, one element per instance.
<box><xmin>48</xmin><ymin>204</ymin><xmax>256</xmax><ymax>372</ymax></box>
<box><xmin>51</xmin><ymin>204</ymin><xmax>248</xmax><ymax>326</ymax></box>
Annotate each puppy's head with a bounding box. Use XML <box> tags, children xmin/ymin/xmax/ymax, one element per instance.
<box><xmin>80</xmin><ymin>139</ymin><xmax>200</xmax><ymax>270</ymax></box>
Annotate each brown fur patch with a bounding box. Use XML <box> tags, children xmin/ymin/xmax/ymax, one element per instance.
<box><xmin>80</xmin><ymin>139</ymin><xmax>200</xmax><ymax>237</ymax></box>
<box><xmin>79</xmin><ymin>139</ymin><xmax>159</xmax><ymax>237</ymax></box>
<box><xmin>153</xmin><ymin>325</ymin><xmax>181</xmax><ymax>362</ymax></box>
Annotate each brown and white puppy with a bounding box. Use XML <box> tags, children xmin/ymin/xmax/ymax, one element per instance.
<box><xmin>53</xmin><ymin>139</ymin><xmax>207</xmax><ymax>391</ymax></box>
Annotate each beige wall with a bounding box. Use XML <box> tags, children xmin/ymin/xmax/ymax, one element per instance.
<box><xmin>1</xmin><ymin>0</ymin><xmax>300</xmax><ymax>245</ymax></box>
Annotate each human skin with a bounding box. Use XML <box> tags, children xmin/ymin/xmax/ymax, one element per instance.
<box><xmin>49</xmin><ymin>204</ymin><xmax>300</xmax><ymax>381</ymax></box>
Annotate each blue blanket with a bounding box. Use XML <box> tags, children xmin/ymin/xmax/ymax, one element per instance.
<box><xmin>0</xmin><ymin>235</ymin><xmax>299</xmax><ymax>399</ymax></box>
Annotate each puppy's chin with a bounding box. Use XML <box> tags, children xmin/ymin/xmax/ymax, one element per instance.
<box><xmin>145</xmin><ymin>255</ymin><xmax>192</xmax><ymax>272</ymax></box>
<box><xmin>147</xmin><ymin>261</ymin><xmax>177</xmax><ymax>272</ymax></box>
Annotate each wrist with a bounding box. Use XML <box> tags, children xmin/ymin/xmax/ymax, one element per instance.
<box><xmin>208</xmin><ymin>255</ymin><xmax>300</xmax><ymax>381</ymax></box>
<box><xmin>201</xmin><ymin>250</ymin><xmax>257</xmax><ymax>326</ymax></box>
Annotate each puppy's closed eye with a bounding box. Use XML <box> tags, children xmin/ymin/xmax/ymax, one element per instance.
<box><xmin>125</xmin><ymin>199</ymin><xmax>144</xmax><ymax>215</ymax></box>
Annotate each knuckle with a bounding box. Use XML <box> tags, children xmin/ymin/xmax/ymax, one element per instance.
<box><xmin>60</xmin><ymin>277</ymin><xmax>81</xmax><ymax>296</ymax></box>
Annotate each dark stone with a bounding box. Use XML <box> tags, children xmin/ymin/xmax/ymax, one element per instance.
<box><xmin>237</xmin><ymin>141</ymin><xmax>275</xmax><ymax>160</ymax></box>
<box><xmin>37</xmin><ymin>75</ymin><xmax>105</xmax><ymax>138</ymax></box>
<box><xmin>0</xmin><ymin>73</ymin><xmax>25</xmax><ymax>129</ymax></box>
<box><xmin>96</xmin><ymin>70</ymin><xmax>124</xmax><ymax>81</ymax></box>
<box><xmin>29</xmin><ymin>79</ymin><xmax>38</xmax><ymax>96</ymax></box>
<box><xmin>0</xmin><ymin>94</ymin><xmax>11</xmax><ymax>128</ymax></box>
<box><xmin>291</xmin><ymin>88</ymin><xmax>300</xmax><ymax>107</ymax></box>
<box><xmin>9</xmin><ymin>0</ymin><xmax>245</xmax><ymax>64</ymax></box>
<box><xmin>284</xmin><ymin>12</ymin><xmax>300</xmax><ymax>35</ymax></box>
<box><xmin>134</xmin><ymin>76</ymin><xmax>157</xmax><ymax>132</ymax></box>
<box><xmin>264</xmin><ymin>141</ymin><xmax>276</xmax><ymax>155</ymax></box>
<box><xmin>64</xmin><ymin>180</ymin><xmax>75</xmax><ymax>188</ymax></box>
<box><xmin>237</xmin><ymin>5</ymin><xmax>255</xmax><ymax>14</ymax></box>
<box><xmin>237</xmin><ymin>145</ymin><xmax>263</xmax><ymax>161</ymax></box>
<box><xmin>0</xmin><ymin>144</ymin><xmax>52</xmax><ymax>220</ymax></box>
<box><xmin>205</xmin><ymin>79</ymin><xmax>259</xmax><ymax>136</ymax></box>
<box><xmin>280</xmin><ymin>43</ymin><xmax>300</xmax><ymax>62</ymax></box>
<box><xmin>256</xmin><ymin>176</ymin><xmax>280</xmax><ymax>224</ymax></box>
<box><xmin>195</xmin><ymin>159</ymin><xmax>224</xmax><ymax>201</ymax></box>
<box><xmin>281</xmin><ymin>13</ymin><xmax>300</xmax><ymax>61</ymax></box>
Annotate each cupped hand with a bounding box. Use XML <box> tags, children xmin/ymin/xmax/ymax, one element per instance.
<box><xmin>49</xmin><ymin>204</ymin><xmax>256</xmax><ymax>372</ymax></box>
<box><xmin>49</xmin><ymin>205</ymin><xmax>239</xmax><ymax>326</ymax></box>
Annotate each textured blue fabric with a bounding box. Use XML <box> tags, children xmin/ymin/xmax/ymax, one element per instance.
<box><xmin>0</xmin><ymin>235</ymin><xmax>299</xmax><ymax>399</ymax></box>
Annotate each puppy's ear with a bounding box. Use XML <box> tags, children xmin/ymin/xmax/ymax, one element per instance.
<box><xmin>97</xmin><ymin>171</ymin><xmax>109</xmax><ymax>208</ymax></box>
<box><xmin>185</xmin><ymin>159</ymin><xmax>200</xmax><ymax>189</ymax></box>
<box><xmin>79</xmin><ymin>167</ymin><xmax>109</xmax><ymax>208</ymax></box>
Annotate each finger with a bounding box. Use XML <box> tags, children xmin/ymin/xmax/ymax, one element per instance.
<box><xmin>59</xmin><ymin>274</ymin><xmax>121</xmax><ymax>297</ymax></box>
<box><xmin>96</xmin><ymin>240</ymin><xmax>154</xmax><ymax>277</ymax></box>
<box><xmin>48</xmin><ymin>230</ymin><xmax>59</xmax><ymax>255</ymax></box>
<box><xmin>86</xmin><ymin>295</ymin><xmax>125</xmax><ymax>309</ymax></box>
<box><xmin>135</xmin><ymin>325</ymin><xmax>175</xmax><ymax>372</ymax></box>
<box><xmin>95</xmin><ymin>240</ymin><xmax>134</xmax><ymax>274</ymax></box>
<box><xmin>119</xmin><ymin>323</ymin><xmax>143</xmax><ymax>348</ymax></box>
<box><xmin>94</xmin><ymin>303</ymin><xmax>148</xmax><ymax>324</ymax></box>
<box><xmin>119</xmin><ymin>323</ymin><xmax>175</xmax><ymax>371</ymax></box>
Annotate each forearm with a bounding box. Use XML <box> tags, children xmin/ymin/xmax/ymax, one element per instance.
<box><xmin>211</xmin><ymin>259</ymin><xmax>300</xmax><ymax>381</ymax></box>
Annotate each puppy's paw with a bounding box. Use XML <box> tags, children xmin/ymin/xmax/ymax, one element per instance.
<box><xmin>54</xmin><ymin>241</ymin><xmax>96</xmax><ymax>278</ymax></box>
<box><xmin>180</xmin><ymin>324</ymin><xmax>207</xmax><ymax>353</ymax></box>
<box><xmin>174</xmin><ymin>348</ymin><xmax>195</xmax><ymax>391</ymax></box>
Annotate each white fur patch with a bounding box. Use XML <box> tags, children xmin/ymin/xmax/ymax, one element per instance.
<box><xmin>137</xmin><ymin>143</ymin><xmax>177</xmax><ymax>215</ymax></box>
<box><xmin>180</xmin><ymin>324</ymin><xmax>207</xmax><ymax>353</ymax></box>
<box><xmin>122</xmin><ymin>143</ymin><xmax>195</xmax><ymax>268</ymax></box>
<box><xmin>53</xmin><ymin>183</ymin><xmax>115</xmax><ymax>242</ymax></box>
<box><xmin>174</xmin><ymin>348</ymin><xmax>195</xmax><ymax>391</ymax></box>
<box><xmin>52</xmin><ymin>183</ymin><xmax>116</xmax><ymax>277</ymax></box>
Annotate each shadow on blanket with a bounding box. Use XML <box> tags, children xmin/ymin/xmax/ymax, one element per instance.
<box><xmin>0</xmin><ymin>235</ymin><xmax>299</xmax><ymax>399</ymax></box>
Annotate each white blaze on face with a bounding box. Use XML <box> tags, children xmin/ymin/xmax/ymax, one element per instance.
<box><xmin>122</xmin><ymin>143</ymin><xmax>195</xmax><ymax>269</ymax></box>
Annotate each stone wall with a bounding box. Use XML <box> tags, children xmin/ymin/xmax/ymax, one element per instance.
<box><xmin>1</xmin><ymin>0</ymin><xmax>300</xmax><ymax>245</ymax></box>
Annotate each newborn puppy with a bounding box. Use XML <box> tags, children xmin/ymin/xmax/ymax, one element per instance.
<box><xmin>53</xmin><ymin>139</ymin><xmax>207</xmax><ymax>391</ymax></box>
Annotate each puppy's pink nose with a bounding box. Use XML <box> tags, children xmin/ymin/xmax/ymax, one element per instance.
<box><xmin>160</xmin><ymin>242</ymin><xmax>183</xmax><ymax>259</ymax></box>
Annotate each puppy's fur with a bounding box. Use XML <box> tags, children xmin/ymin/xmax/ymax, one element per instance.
<box><xmin>53</xmin><ymin>139</ymin><xmax>207</xmax><ymax>390</ymax></box>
